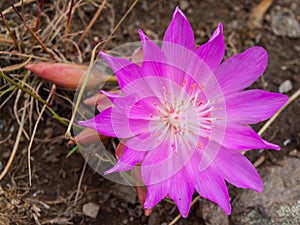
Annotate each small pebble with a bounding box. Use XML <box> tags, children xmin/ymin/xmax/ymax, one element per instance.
<box><xmin>82</xmin><ymin>202</ymin><xmax>100</xmax><ymax>219</ymax></box>
<box><xmin>148</xmin><ymin>212</ymin><xmax>161</xmax><ymax>225</ymax></box>
<box><xmin>271</xmin><ymin>7</ymin><xmax>300</xmax><ymax>38</ymax></box>
<box><xmin>278</xmin><ymin>80</ymin><xmax>293</xmax><ymax>93</ymax></box>
<box><xmin>283</xmin><ymin>138</ymin><xmax>291</xmax><ymax>146</ymax></box>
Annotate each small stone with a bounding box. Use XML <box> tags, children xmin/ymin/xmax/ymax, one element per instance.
<box><xmin>82</xmin><ymin>202</ymin><xmax>100</xmax><ymax>219</ymax></box>
<box><xmin>279</xmin><ymin>80</ymin><xmax>293</xmax><ymax>93</ymax></box>
<box><xmin>271</xmin><ymin>7</ymin><xmax>300</xmax><ymax>38</ymax></box>
<box><xmin>283</xmin><ymin>138</ymin><xmax>291</xmax><ymax>146</ymax></box>
<box><xmin>148</xmin><ymin>212</ymin><xmax>161</xmax><ymax>225</ymax></box>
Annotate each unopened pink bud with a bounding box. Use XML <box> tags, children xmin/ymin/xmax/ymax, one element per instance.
<box><xmin>69</xmin><ymin>128</ymin><xmax>109</xmax><ymax>145</ymax></box>
<box><xmin>26</xmin><ymin>62</ymin><xmax>102</xmax><ymax>89</ymax></box>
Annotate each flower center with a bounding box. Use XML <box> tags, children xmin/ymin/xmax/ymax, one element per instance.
<box><xmin>149</xmin><ymin>83</ymin><xmax>218</xmax><ymax>152</ymax></box>
<box><xmin>168</xmin><ymin>111</ymin><xmax>181</xmax><ymax>129</ymax></box>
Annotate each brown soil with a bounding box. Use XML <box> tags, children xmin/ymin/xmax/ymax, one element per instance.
<box><xmin>0</xmin><ymin>0</ymin><xmax>299</xmax><ymax>225</ymax></box>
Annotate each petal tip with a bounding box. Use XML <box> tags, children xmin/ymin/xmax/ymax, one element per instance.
<box><xmin>173</xmin><ymin>6</ymin><xmax>186</xmax><ymax>19</ymax></box>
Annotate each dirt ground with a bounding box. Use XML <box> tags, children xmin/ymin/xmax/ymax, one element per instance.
<box><xmin>0</xmin><ymin>0</ymin><xmax>299</xmax><ymax>225</ymax></box>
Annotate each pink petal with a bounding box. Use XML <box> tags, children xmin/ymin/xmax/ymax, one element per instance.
<box><xmin>196</xmin><ymin>23</ymin><xmax>225</xmax><ymax>71</ymax></box>
<box><xmin>144</xmin><ymin>180</ymin><xmax>170</xmax><ymax>209</ymax></box>
<box><xmin>187</xmin><ymin>157</ymin><xmax>231</xmax><ymax>215</ymax></box>
<box><xmin>215</xmin><ymin>124</ymin><xmax>280</xmax><ymax>150</ymax></box>
<box><xmin>78</xmin><ymin>108</ymin><xmax>144</xmax><ymax>138</ymax></box>
<box><xmin>162</xmin><ymin>7</ymin><xmax>195</xmax><ymax>51</ymax></box>
<box><xmin>216</xmin><ymin>148</ymin><xmax>263</xmax><ymax>192</ymax></box>
<box><xmin>138</xmin><ymin>30</ymin><xmax>167</xmax><ymax>77</ymax></box>
<box><xmin>215</xmin><ymin>46</ymin><xmax>268</xmax><ymax>94</ymax></box>
<box><xmin>168</xmin><ymin>169</ymin><xmax>194</xmax><ymax>218</ymax></box>
<box><xmin>99</xmin><ymin>52</ymin><xmax>142</xmax><ymax>90</ymax></box>
<box><xmin>104</xmin><ymin>146</ymin><xmax>146</xmax><ymax>174</ymax></box>
<box><xmin>226</xmin><ymin>90</ymin><xmax>288</xmax><ymax>124</ymax></box>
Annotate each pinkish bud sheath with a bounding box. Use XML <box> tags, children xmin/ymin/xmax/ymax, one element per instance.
<box><xmin>83</xmin><ymin>90</ymin><xmax>119</xmax><ymax>112</ymax></box>
<box><xmin>69</xmin><ymin>128</ymin><xmax>109</xmax><ymax>145</ymax></box>
<box><xmin>131</xmin><ymin>47</ymin><xmax>144</xmax><ymax>66</ymax></box>
<box><xmin>26</xmin><ymin>62</ymin><xmax>101</xmax><ymax>89</ymax></box>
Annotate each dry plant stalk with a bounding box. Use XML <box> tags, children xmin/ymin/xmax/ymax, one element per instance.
<box><xmin>248</xmin><ymin>0</ymin><xmax>274</xmax><ymax>29</ymax></box>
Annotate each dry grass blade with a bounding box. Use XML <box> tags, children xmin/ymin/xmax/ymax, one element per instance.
<box><xmin>0</xmin><ymin>11</ymin><xmax>21</xmax><ymax>52</ymax></box>
<box><xmin>0</xmin><ymin>36</ymin><xmax>14</xmax><ymax>44</ymax></box>
<box><xmin>34</xmin><ymin>0</ymin><xmax>43</xmax><ymax>31</ymax></box>
<box><xmin>65</xmin><ymin>0</ymin><xmax>75</xmax><ymax>38</ymax></box>
<box><xmin>8</xmin><ymin>0</ymin><xmax>57</xmax><ymax>61</ymax></box>
<box><xmin>168</xmin><ymin>89</ymin><xmax>300</xmax><ymax>224</ymax></box>
<box><xmin>101</xmin><ymin>0</ymin><xmax>139</xmax><ymax>51</ymax></box>
<box><xmin>1</xmin><ymin>58</ymin><xmax>32</xmax><ymax>72</ymax></box>
<box><xmin>0</xmin><ymin>70</ymin><xmax>50</xmax><ymax>107</ymax></box>
<box><xmin>0</xmin><ymin>51</ymin><xmax>49</xmax><ymax>61</ymax></box>
<box><xmin>2</xmin><ymin>0</ymin><xmax>35</xmax><ymax>15</ymax></box>
<box><xmin>77</xmin><ymin>0</ymin><xmax>107</xmax><ymax>45</ymax></box>
<box><xmin>74</xmin><ymin>161</ymin><xmax>87</xmax><ymax>205</ymax></box>
<box><xmin>0</xmin><ymin>70</ymin><xmax>68</xmax><ymax>126</ymax></box>
<box><xmin>0</xmin><ymin>95</ymin><xmax>29</xmax><ymax>181</ymax></box>
<box><xmin>27</xmin><ymin>85</ymin><xmax>56</xmax><ymax>186</ymax></box>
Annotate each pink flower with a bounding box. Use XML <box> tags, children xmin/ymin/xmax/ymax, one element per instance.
<box><xmin>79</xmin><ymin>7</ymin><xmax>288</xmax><ymax>217</ymax></box>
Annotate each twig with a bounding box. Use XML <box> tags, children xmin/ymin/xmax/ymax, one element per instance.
<box><xmin>0</xmin><ymin>95</ymin><xmax>28</xmax><ymax>181</ymax></box>
<box><xmin>77</xmin><ymin>0</ymin><xmax>107</xmax><ymax>46</ymax></box>
<box><xmin>28</xmin><ymin>85</ymin><xmax>56</xmax><ymax>186</ymax></box>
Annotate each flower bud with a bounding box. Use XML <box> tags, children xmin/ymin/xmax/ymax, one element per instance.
<box><xmin>26</xmin><ymin>62</ymin><xmax>103</xmax><ymax>89</ymax></box>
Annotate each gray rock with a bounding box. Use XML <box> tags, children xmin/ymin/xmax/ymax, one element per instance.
<box><xmin>232</xmin><ymin>157</ymin><xmax>300</xmax><ymax>225</ymax></box>
<box><xmin>197</xmin><ymin>200</ymin><xmax>229</xmax><ymax>225</ymax></box>
<box><xmin>148</xmin><ymin>212</ymin><xmax>161</xmax><ymax>225</ymax></box>
<box><xmin>271</xmin><ymin>6</ymin><xmax>300</xmax><ymax>38</ymax></box>
<box><xmin>279</xmin><ymin>80</ymin><xmax>293</xmax><ymax>93</ymax></box>
<box><xmin>82</xmin><ymin>202</ymin><xmax>100</xmax><ymax>219</ymax></box>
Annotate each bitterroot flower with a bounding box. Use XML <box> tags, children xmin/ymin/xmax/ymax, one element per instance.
<box><xmin>79</xmin><ymin>7</ymin><xmax>288</xmax><ymax>217</ymax></box>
